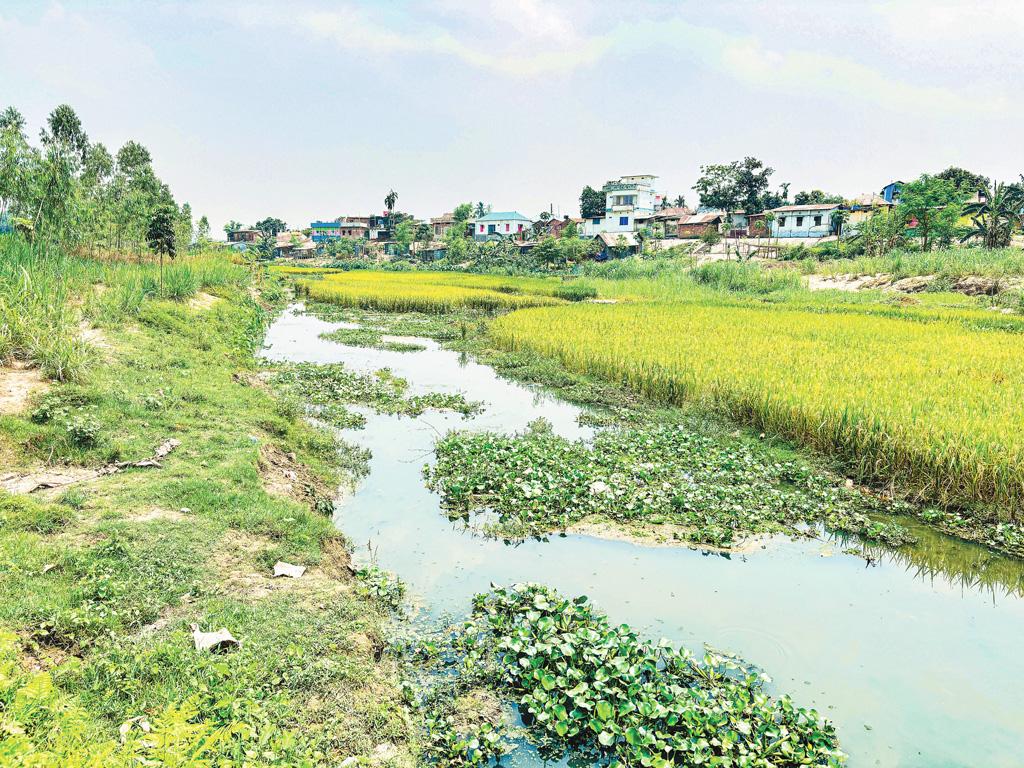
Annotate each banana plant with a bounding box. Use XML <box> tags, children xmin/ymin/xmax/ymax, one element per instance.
<box><xmin>960</xmin><ymin>181</ymin><xmax>1020</xmax><ymax>248</ymax></box>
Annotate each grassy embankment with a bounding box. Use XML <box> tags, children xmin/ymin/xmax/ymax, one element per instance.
<box><xmin>815</xmin><ymin>246</ymin><xmax>1024</xmax><ymax>279</ymax></box>
<box><xmin>295</xmin><ymin>265</ymin><xmax>1024</xmax><ymax>554</ymax></box>
<box><xmin>0</xmin><ymin>237</ymin><xmax>414</xmax><ymax>766</ymax></box>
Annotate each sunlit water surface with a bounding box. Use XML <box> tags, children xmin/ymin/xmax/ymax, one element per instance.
<box><xmin>263</xmin><ymin>305</ymin><xmax>1024</xmax><ymax>767</ymax></box>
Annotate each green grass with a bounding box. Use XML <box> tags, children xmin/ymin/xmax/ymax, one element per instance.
<box><xmin>0</xmin><ymin>234</ymin><xmax>250</xmax><ymax>381</ymax></box>
<box><xmin>0</xmin><ymin>261</ymin><xmax>416</xmax><ymax>765</ymax></box>
<box><xmin>817</xmin><ymin>247</ymin><xmax>1024</xmax><ymax>279</ymax></box>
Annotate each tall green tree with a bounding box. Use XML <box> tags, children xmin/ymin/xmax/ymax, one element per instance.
<box><xmin>897</xmin><ymin>174</ymin><xmax>964</xmax><ymax>251</ymax></box>
<box><xmin>793</xmin><ymin>190</ymin><xmax>844</xmax><ymax>205</ymax></box>
<box><xmin>196</xmin><ymin>215</ymin><xmax>211</xmax><ymax>244</ymax></box>
<box><xmin>147</xmin><ymin>204</ymin><xmax>177</xmax><ymax>293</ymax></box>
<box><xmin>384</xmin><ymin>189</ymin><xmax>398</xmax><ymax>234</ymax></box>
<box><xmin>393</xmin><ymin>218</ymin><xmax>413</xmax><ymax>254</ymax></box>
<box><xmin>935</xmin><ymin>167</ymin><xmax>989</xmax><ymax>197</ymax></box>
<box><xmin>223</xmin><ymin>220</ymin><xmax>243</xmax><ymax>236</ymax></box>
<box><xmin>579</xmin><ymin>185</ymin><xmax>605</xmax><ymax>218</ymax></box>
<box><xmin>254</xmin><ymin>217</ymin><xmax>286</xmax><ymax>236</ymax></box>
<box><xmin>693</xmin><ymin>157</ymin><xmax>781</xmax><ymax>213</ymax></box>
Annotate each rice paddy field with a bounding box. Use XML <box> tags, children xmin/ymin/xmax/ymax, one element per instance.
<box><xmin>282</xmin><ymin>263</ymin><xmax>1024</xmax><ymax>515</ymax></box>
<box><xmin>289</xmin><ymin>269</ymin><xmax>575</xmax><ymax>313</ymax></box>
<box><xmin>491</xmin><ymin>301</ymin><xmax>1024</xmax><ymax>513</ymax></box>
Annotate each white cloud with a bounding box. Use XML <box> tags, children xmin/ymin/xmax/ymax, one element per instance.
<box><xmin>294</xmin><ymin>2</ymin><xmax>607</xmax><ymax>77</ymax></box>
<box><xmin>179</xmin><ymin>0</ymin><xmax>1020</xmax><ymax>114</ymax></box>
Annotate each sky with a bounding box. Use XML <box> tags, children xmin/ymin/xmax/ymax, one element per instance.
<box><xmin>2</xmin><ymin>0</ymin><xmax>1021</xmax><ymax>234</ymax></box>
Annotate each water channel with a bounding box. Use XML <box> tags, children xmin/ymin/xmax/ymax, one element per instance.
<box><xmin>263</xmin><ymin>304</ymin><xmax>1024</xmax><ymax>767</ymax></box>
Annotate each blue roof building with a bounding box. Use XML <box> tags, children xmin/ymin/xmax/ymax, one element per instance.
<box><xmin>880</xmin><ymin>181</ymin><xmax>903</xmax><ymax>204</ymax></box>
<box><xmin>473</xmin><ymin>211</ymin><xmax>532</xmax><ymax>241</ymax></box>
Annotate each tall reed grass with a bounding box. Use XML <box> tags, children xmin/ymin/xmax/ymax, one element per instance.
<box><xmin>818</xmin><ymin>247</ymin><xmax>1024</xmax><ymax>279</ymax></box>
<box><xmin>0</xmin><ymin>235</ymin><xmax>249</xmax><ymax>380</ymax></box>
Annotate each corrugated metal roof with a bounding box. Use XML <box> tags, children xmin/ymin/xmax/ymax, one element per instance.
<box><xmin>475</xmin><ymin>211</ymin><xmax>531</xmax><ymax>222</ymax></box>
<box><xmin>596</xmin><ymin>231</ymin><xmax>638</xmax><ymax>246</ymax></box>
<box><xmin>680</xmin><ymin>213</ymin><xmax>724</xmax><ymax>225</ymax></box>
<box><xmin>771</xmin><ymin>203</ymin><xmax>841</xmax><ymax>212</ymax></box>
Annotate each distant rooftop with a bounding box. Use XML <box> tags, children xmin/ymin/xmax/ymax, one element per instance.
<box><xmin>475</xmin><ymin>211</ymin><xmax>531</xmax><ymax>222</ymax></box>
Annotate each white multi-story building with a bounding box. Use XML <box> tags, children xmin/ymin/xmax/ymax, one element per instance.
<box><xmin>582</xmin><ymin>175</ymin><xmax>663</xmax><ymax>236</ymax></box>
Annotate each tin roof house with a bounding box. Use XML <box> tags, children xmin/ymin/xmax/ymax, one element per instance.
<box><xmin>473</xmin><ymin>211</ymin><xmax>532</xmax><ymax>241</ymax></box>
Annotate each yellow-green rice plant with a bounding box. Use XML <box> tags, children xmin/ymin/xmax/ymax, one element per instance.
<box><xmin>490</xmin><ymin>301</ymin><xmax>1024</xmax><ymax>515</ymax></box>
<box><xmin>297</xmin><ymin>271</ymin><xmax>566</xmax><ymax>313</ymax></box>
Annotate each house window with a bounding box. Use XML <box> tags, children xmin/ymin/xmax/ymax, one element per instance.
<box><xmin>505</xmin><ymin>223</ymin><xmax>510</xmax><ymax>232</ymax></box>
<box><xmin>796</xmin><ymin>216</ymin><xmax>804</xmax><ymax>227</ymax></box>
<box><xmin>777</xmin><ymin>217</ymin><xmax>786</xmax><ymax>228</ymax></box>
<box><xmin>488</xmin><ymin>224</ymin><xmax>496</xmax><ymax>235</ymax></box>
<box><xmin>518</xmin><ymin>224</ymin><xmax>523</xmax><ymax>231</ymax></box>
<box><xmin>479</xmin><ymin>225</ymin><xmax>484</xmax><ymax>233</ymax></box>
<box><xmin>813</xmin><ymin>215</ymin><xmax>822</xmax><ymax>227</ymax></box>
<box><xmin>619</xmin><ymin>216</ymin><xmax>629</xmax><ymax>226</ymax></box>
<box><xmin>591</xmin><ymin>217</ymin><xmax>601</xmax><ymax>225</ymax></box>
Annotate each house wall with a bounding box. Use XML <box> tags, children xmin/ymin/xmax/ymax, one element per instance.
<box><xmin>678</xmin><ymin>222</ymin><xmax>715</xmax><ymax>238</ymax></box>
<box><xmin>771</xmin><ymin>211</ymin><xmax>835</xmax><ymax>238</ymax></box>
<box><xmin>473</xmin><ymin>219</ymin><xmax>528</xmax><ymax>240</ymax></box>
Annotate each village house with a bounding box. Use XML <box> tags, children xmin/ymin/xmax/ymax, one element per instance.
<box><xmin>533</xmin><ymin>215</ymin><xmax>579</xmax><ymax>238</ymax></box>
<box><xmin>582</xmin><ymin>175</ymin><xmax>664</xmax><ymax>236</ymax></box>
<box><xmin>275</xmin><ymin>230</ymin><xmax>316</xmax><ymax>258</ymax></box>
<box><xmin>640</xmin><ymin>206</ymin><xmax>692</xmax><ymax>236</ymax></box>
<box><xmin>310</xmin><ymin>219</ymin><xmax>370</xmax><ymax>241</ymax></box>
<box><xmin>227</xmin><ymin>228</ymin><xmax>261</xmax><ymax>243</ymax></box>
<box><xmin>880</xmin><ymin>181</ymin><xmax>903</xmax><ymax>204</ymax></box>
<box><xmin>473</xmin><ymin>211</ymin><xmax>532</xmax><ymax>241</ymax></box>
<box><xmin>845</xmin><ymin>194</ymin><xmax>893</xmax><ymax>233</ymax></box>
<box><xmin>677</xmin><ymin>212</ymin><xmax>725</xmax><ymax>238</ymax></box>
<box><xmin>595</xmin><ymin>231</ymin><xmax>639</xmax><ymax>259</ymax></box>
<box><xmin>770</xmin><ymin>204</ymin><xmax>840</xmax><ymax>238</ymax></box>
<box><xmin>430</xmin><ymin>212</ymin><xmax>458</xmax><ymax>239</ymax></box>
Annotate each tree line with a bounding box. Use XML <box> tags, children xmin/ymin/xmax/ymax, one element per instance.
<box><xmin>0</xmin><ymin>103</ymin><xmax>205</xmax><ymax>256</ymax></box>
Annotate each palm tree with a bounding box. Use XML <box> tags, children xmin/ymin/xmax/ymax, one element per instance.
<box><xmin>474</xmin><ymin>201</ymin><xmax>487</xmax><ymax>218</ymax></box>
<box><xmin>961</xmin><ymin>181</ymin><xmax>1020</xmax><ymax>249</ymax></box>
<box><xmin>384</xmin><ymin>189</ymin><xmax>398</xmax><ymax>234</ymax></box>
<box><xmin>673</xmin><ymin>195</ymin><xmax>686</xmax><ymax>208</ymax></box>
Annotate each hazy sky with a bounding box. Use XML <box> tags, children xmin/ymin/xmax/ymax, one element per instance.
<box><xmin>2</xmin><ymin>1</ymin><xmax>1021</xmax><ymax>233</ymax></box>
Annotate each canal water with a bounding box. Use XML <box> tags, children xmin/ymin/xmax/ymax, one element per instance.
<box><xmin>263</xmin><ymin>305</ymin><xmax>1024</xmax><ymax>767</ymax></box>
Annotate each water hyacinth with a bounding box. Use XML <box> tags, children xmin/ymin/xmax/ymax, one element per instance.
<box><xmin>272</xmin><ymin>362</ymin><xmax>483</xmax><ymax>419</ymax></box>
<box><xmin>425</xmin><ymin>420</ymin><xmax>914</xmax><ymax>548</ymax></box>
<box><xmin>420</xmin><ymin>584</ymin><xmax>845</xmax><ymax>767</ymax></box>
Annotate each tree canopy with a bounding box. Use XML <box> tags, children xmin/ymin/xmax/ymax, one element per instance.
<box><xmin>254</xmin><ymin>217</ymin><xmax>287</xmax><ymax>236</ymax></box>
<box><xmin>934</xmin><ymin>167</ymin><xmax>989</xmax><ymax>196</ymax></box>
<box><xmin>897</xmin><ymin>174</ymin><xmax>964</xmax><ymax>251</ymax></box>
<box><xmin>0</xmin><ymin>102</ymin><xmax>186</xmax><ymax>252</ymax></box>
<box><xmin>793</xmin><ymin>190</ymin><xmax>845</xmax><ymax>205</ymax></box>
<box><xmin>693</xmin><ymin>157</ymin><xmax>786</xmax><ymax>213</ymax></box>
<box><xmin>579</xmin><ymin>185</ymin><xmax>605</xmax><ymax>218</ymax></box>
